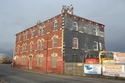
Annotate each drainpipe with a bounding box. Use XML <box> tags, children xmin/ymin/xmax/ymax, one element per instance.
<box><xmin>46</xmin><ymin>37</ymin><xmax>48</xmax><ymax>73</ymax></box>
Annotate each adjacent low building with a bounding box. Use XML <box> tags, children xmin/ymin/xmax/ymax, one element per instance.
<box><xmin>13</xmin><ymin>5</ymin><xmax>105</xmax><ymax>74</ymax></box>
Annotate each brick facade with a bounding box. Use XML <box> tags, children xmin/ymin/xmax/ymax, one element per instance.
<box><xmin>14</xmin><ymin>10</ymin><xmax>105</xmax><ymax>74</ymax></box>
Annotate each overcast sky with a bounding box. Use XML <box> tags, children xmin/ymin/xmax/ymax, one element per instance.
<box><xmin>0</xmin><ymin>0</ymin><xmax>125</xmax><ymax>57</ymax></box>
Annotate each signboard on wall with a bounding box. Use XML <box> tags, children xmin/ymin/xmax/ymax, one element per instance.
<box><xmin>114</xmin><ymin>53</ymin><xmax>125</xmax><ymax>63</ymax></box>
<box><xmin>84</xmin><ymin>64</ymin><xmax>101</xmax><ymax>74</ymax></box>
<box><xmin>103</xmin><ymin>65</ymin><xmax>125</xmax><ymax>77</ymax></box>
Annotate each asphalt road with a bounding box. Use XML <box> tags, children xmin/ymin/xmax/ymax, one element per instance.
<box><xmin>0</xmin><ymin>64</ymin><xmax>124</xmax><ymax>83</ymax></box>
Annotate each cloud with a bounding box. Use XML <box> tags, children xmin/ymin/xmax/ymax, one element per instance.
<box><xmin>0</xmin><ymin>48</ymin><xmax>13</xmax><ymax>57</ymax></box>
<box><xmin>0</xmin><ymin>0</ymin><xmax>125</xmax><ymax>56</ymax></box>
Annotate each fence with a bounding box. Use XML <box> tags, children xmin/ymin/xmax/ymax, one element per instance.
<box><xmin>65</xmin><ymin>62</ymin><xmax>125</xmax><ymax>78</ymax></box>
<box><xmin>64</xmin><ymin>62</ymin><xmax>84</xmax><ymax>76</ymax></box>
<box><xmin>84</xmin><ymin>64</ymin><xmax>125</xmax><ymax>78</ymax></box>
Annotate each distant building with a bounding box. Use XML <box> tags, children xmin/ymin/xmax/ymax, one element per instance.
<box><xmin>0</xmin><ymin>53</ymin><xmax>11</xmax><ymax>64</ymax></box>
<box><xmin>13</xmin><ymin>5</ymin><xmax>105</xmax><ymax>74</ymax></box>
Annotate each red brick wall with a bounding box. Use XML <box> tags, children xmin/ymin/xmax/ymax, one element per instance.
<box><xmin>14</xmin><ymin>14</ymin><xmax>64</xmax><ymax>74</ymax></box>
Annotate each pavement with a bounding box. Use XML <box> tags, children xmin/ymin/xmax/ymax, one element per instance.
<box><xmin>0</xmin><ymin>64</ymin><xmax>125</xmax><ymax>83</ymax></box>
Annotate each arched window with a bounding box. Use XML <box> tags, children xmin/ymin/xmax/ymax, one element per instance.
<box><xmin>36</xmin><ymin>56</ymin><xmax>39</xmax><ymax>67</ymax></box>
<box><xmin>17</xmin><ymin>45</ymin><xmax>20</xmax><ymax>53</ymax></box>
<box><xmin>37</xmin><ymin>41</ymin><xmax>41</xmax><ymax>50</ymax></box>
<box><xmin>53</xmin><ymin>37</ymin><xmax>58</xmax><ymax>48</ymax></box>
<box><xmin>36</xmin><ymin>54</ymin><xmax>43</xmax><ymax>67</ymax></box>
<box><xmin>72</xmin><ymin>37</ymin><xmax>78</xmax><ymax>49</ymax></box>
<box><xmin>30</xmin><ymin>42</ymin><xmax>33</xmax><ymax>52</ymax></box>
<box><xmin>22</xmin><ymin>44</ymin><xmax>27</xmax><ymax>52</ymax></box>
<box><xmin>22</xmin><ymin>44</ymin><xmax>25</xmax><ymax>52</ymax></box>
<box><xmin>24</xmin><ymin>44</ymin><xmax>26</xmax><ymax>52</ymax></box>
<box><xmin>21</xmin><ymin>56</ymin><xmax>26</xmax><ymax>65</ymax></box>
<box><xmin>17</xmin><ymin>47</ymin><xmax>19</xmax><ymax>53</ymax></box>
<box><xmin>41</xmin><ymin>40</ymin><xmax>44</xmax><ymax>49</ymax></box>
<box><xmin>51</xmin><ymin>53</ymin><xmax>58</xmax><ymax>68</ymax></box>
<box><xmin>39</xmin><ymin>56</ymin><xmax>42</xmax><ymax>67</ymax></box>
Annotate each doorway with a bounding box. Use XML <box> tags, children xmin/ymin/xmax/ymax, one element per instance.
<box><xmin>28</xmin><ymin>55</ymin><xmax>33</xmax><ymax>69</ymax></box>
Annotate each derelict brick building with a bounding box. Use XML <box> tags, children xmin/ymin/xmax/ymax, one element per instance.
<box><xmin>13</xmin><ymin>5</ymin><xmax>105</xmax><ymax>73</ymax></box>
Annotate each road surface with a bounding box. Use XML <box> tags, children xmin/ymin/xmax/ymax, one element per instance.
<box><xmin>0</xmin><ymin>64</ymin><xmax>124</xmax><ymax>83</ymax></box>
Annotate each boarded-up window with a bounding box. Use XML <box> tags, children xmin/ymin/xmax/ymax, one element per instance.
<box><xmin>41</xmin><ymin>40</ymin><xmax>44</xmax><ymax>49</ymax></box>
<box><xmin>24</xmin><ymin>57</ymin><xmax>26</xmax><ymax>65</ymax></box>
<box><xmin>22</xmin><ymin>45</ymin><xmax>25</xmax><ymax>52</ymax></box>
<box><xmin>16</xmin><ymin>57</ymin><xmax>18</xmax><ymax>65</ymax></box>
<box><xmin>30</xmin><ymin>44</ymin><xmax>33</xmax><ymax>52</ymax></box>
<box><xmin>52</xmin><ymin>56</ymin><xmax>57</xmax><ymax>68</ymax></box>
<box><xmin>39</xmin><ymin>57</ymin><xmax>42</xmax><ymax>67</ymax></box>
<box><xmin>21</xmin><ymin>56</ymin><xmax>26</xmax><ymax>65</ymax></box>
<box><xmin>36</xmin><ymin>57</ymin><xmax>39</xmax><ymax>67</ymax></box>
<box><xmin>21</xmin><ymin>57</ymin><xmax>23</xmax><ymax>65</ymax></box>
<box><xmin>37</xmin><ymin>41</ymin><xmax>41</xmax><ymax>50</ymax></box>
<box><xmin>24</xmin><ymin>45</ymin><xmax>26</xmax><ymax>52</ymax></box>
<box><xmin>36</xmin><ymin>56</ymin><xmax>43</xmax><ymax>67</ymax></box>
<box><xmin>17</xmin><ymin>46</ymin><xmax>20</xmax><ymax>53</ymax></box>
